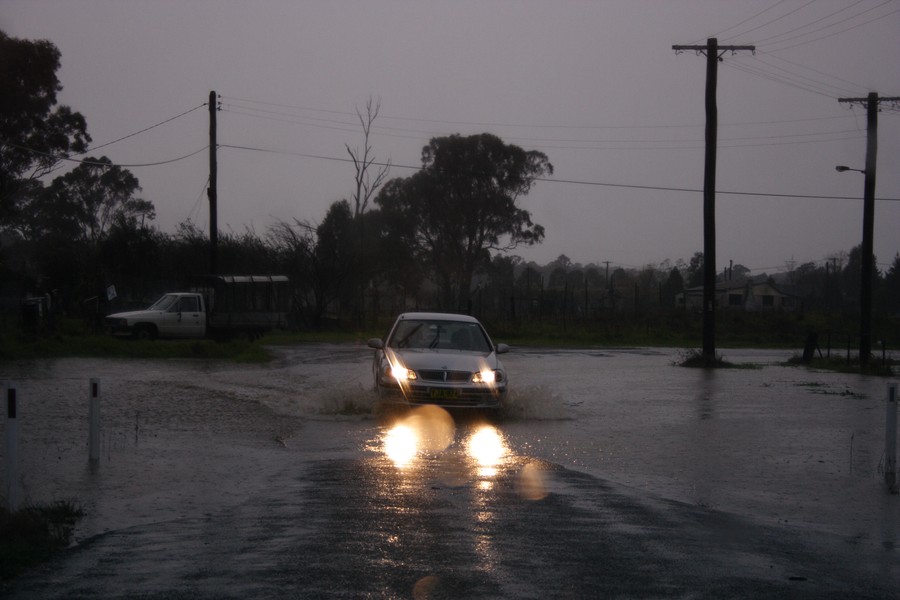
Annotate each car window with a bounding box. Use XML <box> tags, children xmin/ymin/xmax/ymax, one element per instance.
<box><xmin>149</xmin><ymin>294</ymin><xmax>178</xmax><ymax>311</ymax></box>
<box><xmin>178</xmin><ymin>297</ymin><xmax>200</xmax><ymax>313</ymax></box>
<box><xmin>389</xmin><ymin>320</ymin><xmax>491</xmax><ymax>352</ymax></box>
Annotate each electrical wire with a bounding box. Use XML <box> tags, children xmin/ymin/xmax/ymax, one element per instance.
<box><xmin>219</xmin><ymin>142</ymin><xmax>899</xmax><ymax>203</ymax></box>
<box><xmin>76</xmin><ymin>103</ymin><xmax>207</xmax><ymax>155</ymax></box>
<box><xmin>764</xmin><ymin>2</ymin><xmax>900</xmax><ymax>52</ymax></box>
<box><xmin>754</xmin><ymin>52</ymin><xmax>871</xmax><ymax>96</ymax></box>
<box><xmin>4</xmin><ymin>141</ymin><xmax>209</xmax><ymax>168</ymax></box>
<box><xmin>723</xmin><ymin>59</ymin><xmax>843</xmax><ymax>99</ymax></box>
<box><xmin>703</xmin><ymin>0</ymin><xmax>791</xmax><ymax>42</ymax></box>
<box><xmin>185</xmin><ymin>175</ymin><xmax>211</xmax><ymax>225</ymax></box>
<box><xmin>222</xmin><ymin>103</ymin><xmax>863</xmax><ymax>152</ymax></box>
<box><xmin>222</xmin><ymin>94</ymin><xmax>857</xmax><ymax>134</ymax></box>
<box><xmin>755</xmin><ymin>0</ymin><xmax>893</xmax><ymax>45</ymax></box>
<box><xmin>743</xmin><ymin>54</ymin><xmax>864</xmax><ymax>97</ymax></box>
<box><xmin>719</xmin><ymin>0</ymin><xmax>820</xmax><ymax>43</ymax></box>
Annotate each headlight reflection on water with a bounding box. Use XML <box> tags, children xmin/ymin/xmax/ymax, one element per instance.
<box><xmin>383</xmin><ymin>424</ymin><xmax>418</xmax><ymax>468</ymax></box>
<box><xmin>467</xmin><ymin>426</ymin><xmax>506</xmax><ymax>477</ymax></box>
<box><xmin>381</xmin><ymin>406</ymin><xmax>508</xmax><ymax>476</ymax></box>
<box><xmin>382</xmin><ymin>405</ymin><xmax>455</xmax><ymax>469</ymax></box>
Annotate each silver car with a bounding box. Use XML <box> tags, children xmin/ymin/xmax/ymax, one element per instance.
<box><xmin>367</xmin><ymin>312</ymin><xmax>509</xmax><ymax>409</ymax></box>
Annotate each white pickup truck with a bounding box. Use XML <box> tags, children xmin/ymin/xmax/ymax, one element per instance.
<box><xmin>105</xmin><ymin>275</ymin><xmax>290</xmax><ymax>340</ymax></box>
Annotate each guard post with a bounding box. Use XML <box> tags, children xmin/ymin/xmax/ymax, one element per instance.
<box><xmin>4</xmin><ymin>382</ymin><xmax>19</xmax><ymax>510</ymax></box>
<box><xmin>886</xmin><ymin>383</ymin><xmax>898</xmax><ymax>493</ymax></box>
<box><xmin>89</xmin><ymin>378</ymin><xmax>100</xmax><ymax>463</ymax></box>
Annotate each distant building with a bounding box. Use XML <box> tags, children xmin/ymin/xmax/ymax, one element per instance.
<box><xmin>677</xmin><ymin>279</ymin><xmax>800</xmax><ymax>311</ymax></box>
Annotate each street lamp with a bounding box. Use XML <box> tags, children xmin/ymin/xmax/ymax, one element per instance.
<box><xmin>836</xmin><ymin>163</ymin><xmax>875</xmax><ymax>366</ymax></box>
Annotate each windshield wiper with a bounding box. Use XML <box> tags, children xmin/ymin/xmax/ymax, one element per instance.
<box><xmin>428</xmin><ymin>326</ymin><xmax>442</xmax><ymax>349</ymax></box>
<box><xmin>396</xmin><ymin>323</ymin><xmax>423</xmax><ymax>348</ymax></box>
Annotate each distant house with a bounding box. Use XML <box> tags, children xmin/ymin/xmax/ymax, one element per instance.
<box><xmin>677</xmin><ymin>279</ymin><xmax>800</xmax><ymax>311</ymax></box>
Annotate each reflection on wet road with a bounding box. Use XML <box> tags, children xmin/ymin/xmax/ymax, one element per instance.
<box><xmin>1</xmin><ymin>344</ymin><xmax>897</xmax><ymax>597</ymax></box>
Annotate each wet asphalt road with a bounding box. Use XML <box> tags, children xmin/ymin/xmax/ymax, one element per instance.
<box><xmin>4</xmin><ymin>421</ymin><xmax>898</xmax><ymax>599</ymax></box>
<box><xmin>1</xmin><ymin>345</ymin><xmax>898</xmax><ymax>598</ymax></box>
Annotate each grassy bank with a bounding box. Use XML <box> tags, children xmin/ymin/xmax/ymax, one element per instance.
<box><xmin>2</xmin><ymin>313</ymin><xmax>896</xmax><ymax>376</ymax></box>
<box><xmin>0</xmin><ymin>501</ymin><xmax>84</xmax><ymax>581</ymax></box>
<box><xmin>1</xmin><ymin>319</ymin><xmax>271</xmax><ymax>363</ymax></box>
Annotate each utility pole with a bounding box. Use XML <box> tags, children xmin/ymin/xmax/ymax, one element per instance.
<box><xmin>837</xmin><ymin>92</ymin><xmax>900</xmax><ymax>366</ymax></box>
<box><xmin>673</xmin><ymin>38</ymin><xmax>754</xmax><ymax>366</ymax></box>
<box><xmin>208</xmin><ymin>90</ymin><xmax>219</xmax><ymax>275</ymax></box>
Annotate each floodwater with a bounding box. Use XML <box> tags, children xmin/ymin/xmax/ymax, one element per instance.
<box><xmin>1</xmin><ymin>343</ymin><xmax>898</xmax><ymax>598</ymax></box>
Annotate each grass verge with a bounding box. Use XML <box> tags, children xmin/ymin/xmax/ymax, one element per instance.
<box><xmin>784</xmin><ymin>353</ymin><xmax>898</xmax><ymax>377</ymax></box>
<box><xmin>0</xmin><ymin>500</ymin><xmax>84</xmax><ymax>581</ymax></box>
<box><xmin>673</xmin><ymin>348</ymin><xmax>761</xmax><ymax>369</ymax></box>
<box><xmin>1</xmin><ymin>320</ymin><xmax>272</xmax><ymax>363</ymax></box>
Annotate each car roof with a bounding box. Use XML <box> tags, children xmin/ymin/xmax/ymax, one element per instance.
<box><xmin>395</xmin><ymin>312</ymin><xmax>480</xmax><ymax>324</ymax></box>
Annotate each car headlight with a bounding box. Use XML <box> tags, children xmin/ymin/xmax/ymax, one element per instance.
<box><xmin>472</xmin><ymin>370</ymin><xmax>503</xmax><ymax>384</ymax></box>
<box><xmin>390</xmin><ymin>364</ymin><xmax>417</xmax><ymax>381</ymax></box>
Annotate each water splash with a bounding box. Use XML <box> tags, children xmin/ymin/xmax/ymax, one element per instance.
<box><xmin>499</xmin><ymin>385</ymin><xmax>571</xmax><ymax>421</ymax></box>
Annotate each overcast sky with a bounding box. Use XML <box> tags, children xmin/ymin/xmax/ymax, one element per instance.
<box><xmin>3</xmin><ymin>0</ymin><xmax>899</xmax><ymax>274</ymax></box>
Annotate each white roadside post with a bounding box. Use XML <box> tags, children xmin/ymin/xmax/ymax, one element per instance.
<box><xmin>89</xmin><ymin>379</ymin><xmax>100</xmax><ymax>463</ymax></box>
<box><xmin>4</xmin><ymin>382</ymin><xmax>19</xmax><ymax>511</ymax></box>
<box><xmin>886</xmin><ymin>382</ymin><xmax>898</xmax><ymax>493</ymax></box>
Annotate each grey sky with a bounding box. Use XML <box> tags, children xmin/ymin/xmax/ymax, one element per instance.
<box><xmin>3</xmin><ymin>0</ymin><xmax>899</xmax><ymax>275</ymax></box>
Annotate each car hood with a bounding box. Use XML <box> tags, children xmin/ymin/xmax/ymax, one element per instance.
<box><xmin>386</xmin><ymin>348</ymin><xmax>502</xmax><ymax>372</ymax></box>
<box><xmin>105</xmin><ymin>310</ymin><xmax>165</xmax><ymax>320</ymax></box>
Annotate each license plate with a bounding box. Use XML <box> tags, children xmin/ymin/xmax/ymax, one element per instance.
<box><xmin>429</xmin><ymin>388</ymin><xmax>459</xmax><ymax>400</ymax></box>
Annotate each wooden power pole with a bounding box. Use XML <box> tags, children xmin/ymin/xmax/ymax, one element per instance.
<box><xmin>673</xmin><ymin>38</ymin><xmax>754</xmax><ymax>366</ymax></box>
<box><xmin>208</xmin><ymin>90</ymin><xmax>218</xmax><ymax>275</ymax></box>
<box><xmin>837</xmin><ymin>92</ymin><xmax>900</xmax><ymax>366</ymax></box>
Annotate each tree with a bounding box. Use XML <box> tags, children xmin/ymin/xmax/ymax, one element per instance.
<box><xmin>346</xmin><ymin>97</ymin><xmax>391</xmax><ymax>219</ymax></box>
<box><xmin>0</xmin><ymin>31</ymin><xmax>90</xmax><ymax>223</ymax></box>
<box><xmin>661</xmin><ymin>267</ymin><xmax>684</xmax><ymax>308</ymax></box>
<box><xmin>269</xmin><ymin>200</ymin><xmax>355</xmax><ymax>326</ymax></box>
<box><xmin>884</xmin><ymin>254</ymin><xmax>900</xmax><ymax>315</ymax></box>
<box><xmin>686</xmin><ymin>252</ymin><xmax>704</xmax><ymax>288</ymax></box>
<box><xmin>21</xmin><ymin>156</ymin><xmax>150</xmax><ymax>244</ymax></box>
<box><xmin>375</xmin><ymin>133</ymin><xmax>552</xmax><ymax>309</ymax></box>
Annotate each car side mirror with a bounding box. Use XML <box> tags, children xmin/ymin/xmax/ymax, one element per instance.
<box><xmin>495</xmin><ymin>343</ymin><xmax>509</xmax><ymax>354</ymax></box>
<box><xmin>367</xmin><ymin>338</ymin><xmax>384</xmax><ymax>349</ymax></box>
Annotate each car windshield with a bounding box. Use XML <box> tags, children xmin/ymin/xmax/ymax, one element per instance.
<box><xmin>388</xmin><ymin>319</ymin><xmax>491</xmax><ymax>352</ymax></box>
<box><xmin>148</xmin><ymin>294</ymin><xmax>179</xmax><ymax>312</ymax></box>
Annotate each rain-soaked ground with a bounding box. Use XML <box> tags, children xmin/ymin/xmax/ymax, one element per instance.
<box><xmin>0</xmin><ymin>343</ymin><xmax>898</xmax><ymax>598</ymax></box>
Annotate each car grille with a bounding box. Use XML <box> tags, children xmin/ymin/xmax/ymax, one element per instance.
<box><xmin>418</xmin><ymin>370</ymin><xmax>472</xmax><ymax>382</ymax></box>
<box><xmin>404</xmin><ymin>386</ymin><xmax>503</xmax><ymax>407</ymax></box>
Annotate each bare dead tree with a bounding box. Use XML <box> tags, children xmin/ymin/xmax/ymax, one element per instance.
<box><xmin>345</xmin><ymin>97</ymin><xmax>391</xmax><ymax>218</ymax></box>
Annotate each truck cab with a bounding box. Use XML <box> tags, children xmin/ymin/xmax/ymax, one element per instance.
<box><xmin>106</xmin><ymin>292</ymin><xmax>207</xmax><ymax>339</ymax></box>
<box><xmin>105</xmin><ymin>275</ymin><xmax>290</xmax><ymax>340</ymax></box>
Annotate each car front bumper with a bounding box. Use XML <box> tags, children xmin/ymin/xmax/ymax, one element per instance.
<box><xmin>375</xmin><ymin>381</ymin><xmax>506</xmax><ymax>409</ymax></box>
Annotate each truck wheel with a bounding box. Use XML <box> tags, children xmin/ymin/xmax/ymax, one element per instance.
<box><xmin>133</xmin><ymin>324</ymin><xmax>157</xmax><ymax>341</ymax></box>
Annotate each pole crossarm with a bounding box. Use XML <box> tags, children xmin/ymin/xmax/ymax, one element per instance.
<box><xmin>672</xmin><ymin>44</ymin><xmax>755</xmax><ymax>58</ymax></box>
<box><xmin>839</xmin><ymin>96</ymin><xmax>900</xmax><ymax>110</ymax></box>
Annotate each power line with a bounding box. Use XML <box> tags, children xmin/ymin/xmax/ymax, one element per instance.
<box><xmin>222</xmin><ymin>94</ymin><xmax>857</xmax><ymax>134</ymax></box>
<box><xmin>220</xmin><ymin>142</ymin><xmax>900</xmax><ymax>202</ymax></box>
<box><xmin>754</xmin><ymin>51</ymin><xmax>871</xmax><ymax>96</ymax></box>
<box><xmin>720</xmin><ymin>0</ymin><xmax>819</xmax><ymax>42</ymax></box>
<box><xmin>764</xmin><ymin>2</ymin><xmax>900</xmax><ymax>52</ymax></box>
<box><xmin>223</xmin><ymin>103</ymin><xmax>863</xmax><ymax>151</ymax></box>
<box><xmin>4</xmin><ymin>141</ymin><xmax>209</xmax><ymax>168</ymax></box>
<box><xmin>723</xmin><ymin>59</ymin><xmax>844</xmax><ymax>99</ymax></box>
<box><xmin>704</xmin><ymin>0</ymin><xmax>791</xmax><ymax>42</ymax></box>
<box><xmin>757</xmin><ymin>0</ymin><xmax>895</xmax><ymax>45</ymax></box>
<box><xmin>77</xmin><ymin>103</ymin><xmax>207</xmax><ymax>155</ymax></box>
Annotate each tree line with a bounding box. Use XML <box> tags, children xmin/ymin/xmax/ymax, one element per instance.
<box><xmin>2</xmin><ymin>30</ymin><xmax>898</xmax><ymax>339</ymax></box>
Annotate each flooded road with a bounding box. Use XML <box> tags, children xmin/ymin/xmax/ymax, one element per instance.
<box><xmin>1</xmin><ymin>343</ymin><xmax>897</xmax><ymax>598</ymax></box>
